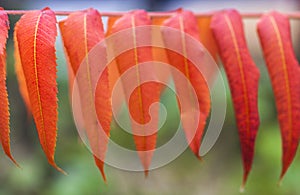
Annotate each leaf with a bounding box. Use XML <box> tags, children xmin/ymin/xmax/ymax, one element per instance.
<box><xmin>197</xmin><ymin>16</ymin><xmax>218</xmax><ymax>61</ymax></box>
<box><xmin>14</xmin><ymin>28</ymin><xmax>31</xmax><ymax>116</ymax></box>
<box><xmin>105</xmin><ymin>16</ymin><xmax>124</xmax><ymax>115</ymax></box>
<box><xmin>257</xmin><ymin>11</ymin><xmax>300</xmax><ymax>182</ymax></box>
<box><xmin>94</xmin><ymin>60</ymin><xmax>111</xmax><ymax>182</ymax></box>
<box><xmin>59</xmin><ymin>20</ymin><xmax>86</xmax><ymax>144</ymax></box>
<box><xmin>197</xmin><ymin>16</ymin><xmax>219</xmax><ymax>85</ymax></box>
<box><xmin>110</xmin><ymin>10</ymin><xmax>161</xmax><ymax>175</ymax></box>
<box><xmin>211</xmin><ymin>10</ymin><xmax>260</xmax><ymax>188</ymax></box>
<box><xmin>59</xmin><ymin>8</ymin><xmax>111</xmax><ymax>181</ymax></box>
<box><xmin>15</xmin><ymin>7</ymin><xmax>64</xmax><ymax>173</ymax></box>
<box><xmin>106</xmin><ymin>16</ymin><xmax>121</xmax><ymax>36</ymax></box>
<box><xmin>151</xmin><ymin>16</ymin><xmax>172</xmax><ymax>87</ymax></box>
<box><xmin>58</xmin><ymin>21</ymin><xmax>74</xmax><ymax>99</ymax></box>
<box><xmin>0</xmin><ymin>9</ymin><xmax>18</xmax><ymax>165</ymax></box>
<box><xmin>162</xmin><ymin>9</ymin><xmax>211</xmax><ymax>159</ymax></box>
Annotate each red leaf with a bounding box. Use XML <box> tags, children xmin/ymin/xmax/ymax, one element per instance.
<box><xmin>59</xmin><ymin>8</ymin><xmax>111</xmax><ymax>181</ymax></box>
<box><xmin>15</xmin><ymin>8</ymin><xmax>63</xmax><ymax>172</ymax></box>
<box><xmin>211</xmin><ymin>10</ymin><xmax>260</xmax><ymax>187</ymax></box>
<box><xmin>0</xmin><ymin>9</ymin><xmax>18</xmax><ymax>165</ymax></box>
<box><xmin>110</xmin><ymin>10</ymin><xmax>161</xmax><ymax>175</ymax></box>
<box><xmin>162</xmin><ymin>10</ymin><xmax>211</xmax><ymax>158</ymax></box>
<box><xmin>257</xmin><ymin>11</ymin><xmax>300</xmax><ymax>182</ymax></box>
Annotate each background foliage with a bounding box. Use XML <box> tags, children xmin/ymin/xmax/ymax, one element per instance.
<box><xmin>0</xmin><ymin>0</ymin><xmax>300</xmax><ymax>194</ymax></box>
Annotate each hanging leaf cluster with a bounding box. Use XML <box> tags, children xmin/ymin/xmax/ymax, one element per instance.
<box><xmin>0</xmin><ymin>7</ymin><xmax>299</xmax><ymax>189</ymax></box>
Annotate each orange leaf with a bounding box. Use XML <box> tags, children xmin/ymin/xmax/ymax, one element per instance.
<box><xmin>211</xmin><ymin>10</ymin><xmax>260</xmax><ymax>188</ymax></box>
<box><xmin>15</xmin><ymin>7</ymin><xmax>63</xmax><ymax>173</ymax></box>
<box><xmin>197</xmin><ymin>16</ymin><xmax>219</xmax><ymax>84</ymax></box>
<box><xmin>58</xmin><ymin>21</ymin><xmax>74</xmax><ymax>99</ymax></box>
<box><xmin>59</xmin><ymin>21</ymin><xmax>86</xmax><ymax>142</ymax></box>
<box><xmin>58</xmin><ymin>21</ymin><xmax>84</xmax><ymax>146</ymax></box>
<box><xmin>0</xmin><ymin>9</ymin><xmax>18</xmax><ymax>165</ymax></box>
<box><xmin>197</xmin><ymin>16</ymin><xmax>218</xmax><ymax>61</ymax></box>
<box><xmin>162</xmin><ymin>9</ymin><xmax>211</xmax><ymax>158</ymax></box>
<box><xmin>105</xmin><ymin>16</ymin><xmax>124</xmax><ymax>115</ymax></box>
<box><xmin>111</xmin><ymin>10</ymin><xmax>161</xmax><ymax>175</ymax></box>
<box><xmin>14</xmin><ymin>29</ymin><xmax>31</xmax><ymax>116</ymax></box>
<box><xmin>94</xmin><ymin>62</ymin><xmax>111</xmax><ymax>182</ymax></box>
<box><xmin>59</xmin><ymin>8</ymin><xmax>111</xmax><ymax>181</ymax></box>
<box><xmin>151</xmin><ymin>16</ymin><xmax>172</xmax><ymax>87</ymax></box>
<box><xmin>106</xmin><ymin>16</ymin><xmax>121</xmax><ymax>37</ymax></box>
<box><xmin>257</xmin><ymin>11</ymin><xmax>300</xmax><ymax>182</ymax></box>
<box><xmin>151</xmin><ymin>16</ymin><xmax>169</xmax><ymax>64</ymax></box>
<box><xmin>151</xmin><ymin>16</ymin><xmax>169</xmax><ymax>26</ymax></box>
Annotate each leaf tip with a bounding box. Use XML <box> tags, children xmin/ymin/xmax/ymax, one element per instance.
<box><xmin>103</xmin><ymin>179</ymin><xmax>108</xmax><ymax>185</ymax></box>
<box><xmin>11</xmin><ymin>158</ymin><xmax>20</xmax><ymax>168</ymax></box>
<box><xmin>2</xmin><ymin>144</ymin><xmax>20</xmax><ymax>168</ymax></box>
<box><xmin>240</xmin><ymin>180</ymin><xmax>246</xmax><ymax>193</ymax></box>
<box><xmin>277</xmin><ymin>179</ymin><xmax>283</xmax><ymax>187</ymax></box>
<box><xmin>240</xmin><ymin>168</ymin><xmax>251</xmax><ymax>192</ymax></box>
<box><xmin>59</xmin><ymin>168</ymin><xmax>68</xmax><ymax>176</ymax></box>
<box><xmin>99</xmin><ymin>168</ymin><xmax>107</xmax><ymax>183</ymax></box>
<box><xmin>7</xmin><ymin>153</ymin><xmax>20</xmax><ymax>168</ymax></box>
<box><xmin>279</xmin><ymin>166</ymin><xmax>288</xmax><ymax>184</ymax></box>
<box><xmin>278</xmin><ymin>170</ymin><xmax>286</xmax><ymax>187</ymax></box>
<box><xmin>241</xmin><ymin>167</ymin><xmax>250</xmax><ymax>190</ymax></box>
<box><xmin>50</xmin><ymin>162</ymin><xmax>67</xmax><ymax>175</ymax></box>
<box><xmin>239</xmin><ymin>185</ymin><xmax>245</xmax><ymax>193</ymax></box>
<box><xmin>196</xmin><ymin>154</ymin><xmax>203</xmax><ymax>162</ymax></box>
<box><xmin>94</xmin><ymin>157</ymin><xmax>107</xmax><ymax>182</ymax></box>
<box><xmin>42</xmin><ymin>7</ymin><xmax>52</xmax><ymax>12</ymax></box>
<box><xmin>144</xmin><ymin>169</ymin><xmax>149</xmax><ymax>178</ymax></box>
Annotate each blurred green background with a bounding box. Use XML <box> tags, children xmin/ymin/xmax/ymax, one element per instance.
<box><xmin>1</xmin><ymin>0</ymin><xmax>300</xmax><ymax>194</ymax></box>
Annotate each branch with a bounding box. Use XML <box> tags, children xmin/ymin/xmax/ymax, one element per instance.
<box><xmin>3</xmin><ymin>10</ymin><xmax>300</xmax><ymax>19</ymax></box>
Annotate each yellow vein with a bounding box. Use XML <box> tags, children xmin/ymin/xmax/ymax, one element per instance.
<box><xmin>179</xmin><ymin>15</ymin><xmax>200</xmax><ymax>152</ymax></box>
<box><xmin>179</xmin><ymin>16</ymin><xmax>191</xmax><ymax>81</ymax></box>
<box><xmin>83</xmin><ymin>14</ymin><xmax>100</xmax><ymax>154</ymax></box>
<box><xmin>224</xmin><ymin>15</ymin><xmax>250</xmax><ymax>136</ymax></box>
<box><xmin>131</xmin><ymin>16</ymin><xmax>146</xmax><ymax>148</ymax></box>
<box><xmin>83</xmin><ymin>14</ymin><xmax>94</xmax><ymax>107</ymax></box>
<box><xmin>270</xmin><ymin>16</ymin><xmax>292</xmax><ymax>150</ymax></box>
<box><xmin>33</xmin><ymin>12</ymin><xmax>49</xmax><ymax>157</ymax></box>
